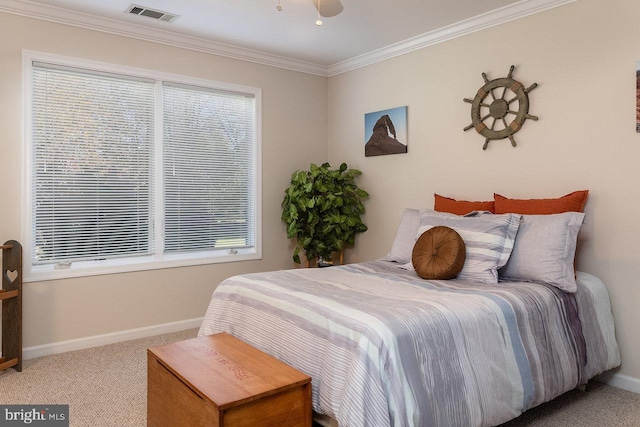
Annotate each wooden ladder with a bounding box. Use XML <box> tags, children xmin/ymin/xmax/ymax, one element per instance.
<box><xmin>1</xmin><ymin>240</ymin><xmax>22</xmax><ymax>372</ymax></box>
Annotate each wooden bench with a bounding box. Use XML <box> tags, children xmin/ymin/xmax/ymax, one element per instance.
<box><xmin>147</xmin><ymin>332</ymin><xmax>312</xmax><ymax>427</ymax></box>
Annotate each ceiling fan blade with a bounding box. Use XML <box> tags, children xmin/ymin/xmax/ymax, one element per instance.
<box><xmin>311</xmin><ymin>0</ymin><xmax>343</xmax><ymax>17</ymax></box>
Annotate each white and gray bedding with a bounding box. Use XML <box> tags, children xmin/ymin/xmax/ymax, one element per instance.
<box><xmin>198</xmin><ymin>260</ymin><xmax>620</xmax><ymax>427</ymax></box>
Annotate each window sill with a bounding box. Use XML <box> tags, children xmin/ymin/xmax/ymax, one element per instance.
<box><xmin>25</xmin><ymin>248</ymin><xmax>261</xmax><ymax>283</ymax></box>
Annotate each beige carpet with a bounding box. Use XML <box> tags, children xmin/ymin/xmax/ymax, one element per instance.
<box><xmin>0</xmin><ymin>329</ymin><xmax>198</xmax><ymax>426</ymax></box>
<box><xmin>1</xmin><ymin>329</ymin><xmax>638</xmax><ymax>426</ymax></box>
<box><xmin>499</xmin><ymin>380</ymin><xmax>640</xmax><ymax>426</ymax></box>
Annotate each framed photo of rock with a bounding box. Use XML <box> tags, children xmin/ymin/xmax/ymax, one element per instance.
<box><xmin>364</xmin><ymin>106</ymin><xmax>408</xmax><ymax>157</ymax></box>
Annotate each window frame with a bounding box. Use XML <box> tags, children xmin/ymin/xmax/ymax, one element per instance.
<box><xmin>22</xmin><ymin>51</ymin><xmax>262</xmax><ymax>282</ymax></box>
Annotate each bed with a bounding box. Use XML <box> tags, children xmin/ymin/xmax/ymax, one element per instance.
<box><xmin>198</xmin><ymin>207</ymin><xmax>620</xmax><ymax>427</ymax></box>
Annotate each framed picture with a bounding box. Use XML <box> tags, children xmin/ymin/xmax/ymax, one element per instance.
<box><xmin>364</xmin><ymin>106</ymin><xmax>408</xmax><ymax>157</ymax></box>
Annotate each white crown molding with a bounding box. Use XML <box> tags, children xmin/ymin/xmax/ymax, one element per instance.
<box><xmin>327</xmin><ymin>0</ymin><xmax>578</xmax><ymax>76</ymax></box>
<box><xmin>0</xmin><ymin>0</ymin><xmax>577</xmax><ymax>78</ymax></box>
<box><xmin>0</xmin><ymin>0</ymin><xmax>329</xmax><ymax>76</ymax></box>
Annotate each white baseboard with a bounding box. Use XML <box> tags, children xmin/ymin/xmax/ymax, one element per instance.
<box><xmin>19</xmin><ymin>320</ymin><xmax>640</xmax><ymax>397</ymax></box>
<box><xmin>596</xmin><ymin>371</ymin><xmax>640</xmax><ymax>394</ymax></box>
<box><xmin>23</xmin><ymin>317</ymin><xmax>202</xmax><ymax>360</ymax></box>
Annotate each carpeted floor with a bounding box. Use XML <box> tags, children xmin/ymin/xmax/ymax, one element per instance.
<box><xmin>0</xmin><ymin>329</ymin><xmax>198</xmax><ymax>426</ymax></box>
<box><xmin>499</xmin><ymin>380</ymin><xmax>640</xmax><ymax>426</ymax></box>
<box><xmin>1</xmin><ymin>329</ymin><xmax>638</xmax><ymax>426</ymax></box>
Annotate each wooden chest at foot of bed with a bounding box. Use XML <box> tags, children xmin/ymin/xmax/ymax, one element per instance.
<box><xmin>147</xmin><ymin>332</ymin><xmax>312</xmax><ymax>427</ymax></box>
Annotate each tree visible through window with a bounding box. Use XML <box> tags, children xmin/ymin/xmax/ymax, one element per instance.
<box><xmin>32</xmin><ymin>64</ymin><xmax>155</xmax><ymax>264</ymax></box>
<box><xmin>163</xmin><ymin>83</ymin><xmax>255</xmax><ymax>253</ymax></box>
<box><xmin>27</xmin><ymin>57</ymin><xmax>259</xmax><ymax>279</ymax></box>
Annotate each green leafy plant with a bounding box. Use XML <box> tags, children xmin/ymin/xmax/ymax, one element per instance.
<box><xmin>282</xmin><ymin>162</ymin><xmax>369</xmax><ymax>264</ymax></box>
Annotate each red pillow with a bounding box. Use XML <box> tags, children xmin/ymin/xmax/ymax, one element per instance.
<box><xmin>434</xmin><ymin>193</ymin><xmax>495</xmax><ymax>215</ymax></box>
<box><xmin>494</xmin><ymin>190</ymin><xmax>589</xmax><ymax>214</ymax></box>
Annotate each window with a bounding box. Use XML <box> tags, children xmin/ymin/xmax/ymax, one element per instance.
<box><xmin>24</xmin><ymin>52</ymin><xmax>261</xmax><ymax>281</ymax></box>
<box><xmin>163</xmin><ymin>83</ymin><xmax>256</xmax><ymax>253</ymax></box>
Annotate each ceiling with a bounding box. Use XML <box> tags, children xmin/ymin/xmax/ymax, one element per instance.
<box><xmin>0</xmin><ymin>0</ymin><xmax>573</xmax><ymax>76</ymax></box>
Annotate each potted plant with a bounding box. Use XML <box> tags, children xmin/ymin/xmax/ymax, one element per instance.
<box><xmin>282</xmin><ymin>162</ymin><xmax>369</xmax><ymax>265</ymax></box>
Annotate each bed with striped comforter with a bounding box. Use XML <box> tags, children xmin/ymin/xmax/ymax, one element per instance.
<box><xmin>198</xmin><ymin>260</ymin><xmax>620</xmax><ymax>427</ymax></box>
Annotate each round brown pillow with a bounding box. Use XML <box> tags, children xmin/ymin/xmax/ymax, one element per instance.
<box><xmin>412</xmin><ymin>226</ymin><xmax>466</xmax><ymax>280</ymax></box>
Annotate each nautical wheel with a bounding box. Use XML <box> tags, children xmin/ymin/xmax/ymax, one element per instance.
<box><xmin>463</xmin><ymin>65</ymin><xmax>538</xmax><ymax>150</ymax></box>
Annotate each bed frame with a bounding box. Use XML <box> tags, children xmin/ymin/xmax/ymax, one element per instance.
<box><xmin>1</xmin><ymin>240</ymin><xmax>22</xmax><ymax>372</ymax></box>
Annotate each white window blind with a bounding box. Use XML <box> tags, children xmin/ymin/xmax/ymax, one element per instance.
<box><xmin>31</xmin><ymin>63</ymin><xmax>155</xmax><ymax>265</ymax></box>
<box><xmin>163</xmin><ymin>83</ymin><xmax>256</xmax><ymax>252</ymax></box>
<box><xmin>26</xmin><ymin>54</ymin><xmax>260</xmax><ymax>279</ymax></box>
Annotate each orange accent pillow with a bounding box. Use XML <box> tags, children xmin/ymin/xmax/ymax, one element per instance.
<box><xmin>434</xmin><ymin>193</ymin><xmax>495</xmax><ymax>215</ymax></box>
<box><xmin>494</xmin><ymin>191</ymin><xmax>589</xmax><ymax>214</ymax></box>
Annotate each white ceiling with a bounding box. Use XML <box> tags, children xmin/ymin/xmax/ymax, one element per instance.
<box><xmin>0</xmin><ymin>0</ymin><xmax>574</xmax><ymax>76</ymax></box>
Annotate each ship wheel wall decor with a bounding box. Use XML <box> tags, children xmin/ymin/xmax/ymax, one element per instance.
<box><xmin>463</xmin><ymin>65</ymin><xmax>538</xmax><ymax>150</ymax></box>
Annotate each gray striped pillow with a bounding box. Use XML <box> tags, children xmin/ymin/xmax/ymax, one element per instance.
<box><xmin>410</xmin><ymin>209</ymin><xmax>521</xmax><ymax>284</ymax></box>
<box><xmin>498</xmin><ymin>212</ymin><xmax>585</xmax><ymax>292</ymax></box>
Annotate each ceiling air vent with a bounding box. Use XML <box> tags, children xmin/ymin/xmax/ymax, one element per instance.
<box><xmin>126</xmin><ymin>4</ymin><xmax>179</xmax><ymax>23</ymax></box>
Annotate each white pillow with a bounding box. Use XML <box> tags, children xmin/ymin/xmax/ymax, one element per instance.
<box><xmin>499</xmin><ymin>212</ymin><xmax>585</xmax><ymax>292</ymax></box>
<box><xmin>384</xmin><ymin>208</ymin><xmax>420</xmax><ymax>263</ymax></box>
<box><xmin>404</xmin><ymin>210</ymin><xmax>521</xmax><ymax>284</ymax></box>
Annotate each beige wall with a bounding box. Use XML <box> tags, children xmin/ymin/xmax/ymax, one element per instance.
<box><xmin>2</xmin><ymin>0</ymin><xmax>639</xmax><ymax>388</ymax></box>
<box><xmin>0</xmin><ymin>13</ymin><xmax>327</xmax><ymax>347</ymax></box>
<box><xmin>328</xmin><ymin>0</ymin><xmax>640</xmax><ymax>383</ymax></box>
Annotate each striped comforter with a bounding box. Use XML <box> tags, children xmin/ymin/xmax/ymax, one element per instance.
<box><xmin>198</xmin><ymin>261</ymin><xmax>620</xmax><ymax>427</ymax></box>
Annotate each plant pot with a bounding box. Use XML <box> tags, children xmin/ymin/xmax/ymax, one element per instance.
<box><xmin>317</xmin><ymin>256</ymin><xmax>333</xmax><ymax>268</ymax></box>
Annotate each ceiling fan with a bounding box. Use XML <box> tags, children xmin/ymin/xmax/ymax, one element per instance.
<box><xmin>276</xmin><ymin>0</ymin><xmax>344</xmax><ymax>18</ymax></box>
<box><xmin>311</xmin><ymin>0</ymin><xmax>343</xmax><ymax>17</ymax></box>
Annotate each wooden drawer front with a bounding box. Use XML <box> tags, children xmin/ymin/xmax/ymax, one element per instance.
<box><xmin>148</xmin><ymin>353</ymin><xmax>220</xmax><ymax>427</ymax></box>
